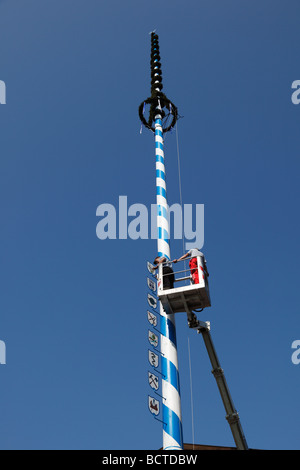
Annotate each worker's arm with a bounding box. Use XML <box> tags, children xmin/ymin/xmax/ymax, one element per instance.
<box><xmin>153</xmin><ymin>257</ymin><xmax>166</xmax><ymax>270</ymax></box>
<box><xmin>172</xmin><ymin>252</ymin><xmax>189</xmax><ymax>263</ymax></box>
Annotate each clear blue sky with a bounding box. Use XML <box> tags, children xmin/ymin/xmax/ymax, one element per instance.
<box><xmin>0</xmin><ymin>0</ymin><xmax>299</xmax><ymax>450</ymax></box>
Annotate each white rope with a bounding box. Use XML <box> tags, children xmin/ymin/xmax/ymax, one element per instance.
<box><xmin>175</xmin><ymin>121</ymin><xmax>184</xmax><ymax>231</ymax></box>
<box><xmin>188</xmin><ymin>336</ymin><xmax>195</xmax><ymax>449</ymax></box>
<box><xmin>175</xmin><ymin>121</ymin><xmax>187</xmax><ymax>279</ymax></box>
<box><xmin>176</xmin><ymin>121</ymin><xmax>195</xmax><ymax>446</ymax></box>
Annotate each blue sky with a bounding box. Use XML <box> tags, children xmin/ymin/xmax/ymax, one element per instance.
<box><xmin>0</xmin><ymin>0</ymin><xmax>299</xmax><ymax>450</ymax></box>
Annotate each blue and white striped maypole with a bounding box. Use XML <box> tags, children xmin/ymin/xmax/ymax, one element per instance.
<box><xmin>155</xmin><ymin>106</ymin><xmax>183</xmax><ymax>450</ymax></box>
<box><xmin>139</xmin><ymin>32</ymin><xmax>183</xmax><ymax>450</ymax></box>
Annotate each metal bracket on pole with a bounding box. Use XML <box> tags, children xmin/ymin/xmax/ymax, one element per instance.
<box><xmin>186</xmin><ymin>309</ymin><xmax>210</xmax><ymax>332</ymax></box>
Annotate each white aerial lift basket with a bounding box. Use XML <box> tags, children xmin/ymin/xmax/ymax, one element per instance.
<box><xmin>157</xmin><ymin>256</ymin><xmax>211</xmax><ymax>315</ymax></box>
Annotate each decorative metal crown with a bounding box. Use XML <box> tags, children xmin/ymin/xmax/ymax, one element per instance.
<box><xmin>139</xmin><ymin>32</ymin><xmax>178</xmax><ymax>133</ymax></box>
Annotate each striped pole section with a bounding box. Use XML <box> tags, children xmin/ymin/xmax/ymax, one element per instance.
<box><xmin>155</xmin><ymin>104</ymin><xmax>183</xmax><ymax>450</ymax></box>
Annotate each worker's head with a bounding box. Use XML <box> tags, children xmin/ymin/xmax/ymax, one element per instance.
<box><xmin>153</xmin><ymin>256</ymin><xmax>160</xmax><ymax>265</ymax></box>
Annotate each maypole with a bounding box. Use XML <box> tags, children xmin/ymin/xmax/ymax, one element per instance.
<box><xmin>139</xmin><ymin>32</ymin><xmax>183</xmax><ymax>450</ymax></box>
<box><xmin>141</xmin><ymin>33</ymin><xmax>249</xmax><ymax>452</ymax></box>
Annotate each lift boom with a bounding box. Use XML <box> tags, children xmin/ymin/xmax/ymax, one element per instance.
<box><xmin>190</xmin><ymin>318</ymin><xmax>248</xmax><ymax>450</ymax></box>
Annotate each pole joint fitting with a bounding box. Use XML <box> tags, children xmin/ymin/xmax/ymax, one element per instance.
<box><xmin>226</xmin><ymin>412</ymin><xmax>240</xmax><ymax>425</ymax></box>
<box><xmin>212</xmin><ymin>367</ymin><xmax>224</xmax><ymax>379</ymax></box>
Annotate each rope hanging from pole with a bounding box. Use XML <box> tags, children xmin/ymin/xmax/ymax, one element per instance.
<box><xmin>139</xmin><ymin>32</ymin><xmax>179</xmax><ymax>133</ymax></box>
